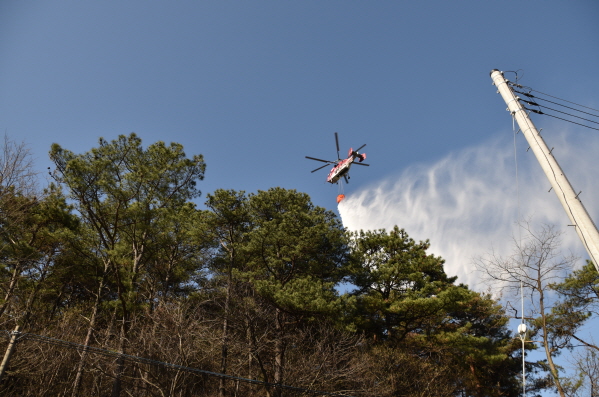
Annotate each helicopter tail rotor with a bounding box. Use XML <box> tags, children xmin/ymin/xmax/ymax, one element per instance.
<box><xmin>349</xmin><ymin>144</ymin><xmax>367</xmax><ymax>163</ymax></box>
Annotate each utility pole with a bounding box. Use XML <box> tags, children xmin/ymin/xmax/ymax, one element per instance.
<box><xmin>490</xmin><ymin>69</ymin><xmax>599</xmax><ymax>272</ymax></box>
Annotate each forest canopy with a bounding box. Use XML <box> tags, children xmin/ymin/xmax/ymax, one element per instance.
<box><xmin>1</xmin><ymin>134</ymin><xmax>594</xmax><ymax>396</ymax></box>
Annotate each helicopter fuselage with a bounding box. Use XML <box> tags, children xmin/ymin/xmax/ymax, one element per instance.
<box><xmin>306</xmin><ymin>133</ymin><xmax>369</xmax><ymax>185</ymax></box>
<box><xmin>327</xmin><ymin>158</ymin><xmax>353</xmax><ymax>184</ymax></box>
<box><xmin>326</xmin><ymin>149</ymin><xmax>366</xmax><ymax>184</ymax></box>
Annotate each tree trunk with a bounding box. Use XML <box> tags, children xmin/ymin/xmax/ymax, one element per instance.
<box><xmin>0</xmin><ymin>263</ymin><xmax>22</xmax><ymax>318</ymax></box>
<box><xmin>469</xmin><ymin>362</ymin><xmax>483</xmax><ymax>397</ymax></box>
<box><xmin>110</xmin><ymin>307</ymin><xmax>130</xmax><ymax>397</ymax></box>
<box><xmin>71</xmin><ymin>309</ymin><xmax>96</xmax><ymax>396</ymax></box>
<box><xmin>273</xmin><ymin>308</ymin><xmax>286</xmax><ymax>397</ymax></box>
<box><xmin>0</xmin><ymin>324</ymin><xmax>21</xmax><ymax>382</ymax></box>
<box><xmin>539</xmin><ymin>286</ymin><xmax>566</xmax><ymax>397</ymax></box>
<box><xmin>110</xmin><ymin>325</ymin><xmax>127</xmax><ymax>397</ymax></box>
<box><xmin>219</xmin><ymin>270</ymin><xmax>233</xmax><ymax>397</ymax></box>
<box><xmin>72</xmin><ymin>275</ymin><xmax>105</xmax><ymax>397</ymax></box>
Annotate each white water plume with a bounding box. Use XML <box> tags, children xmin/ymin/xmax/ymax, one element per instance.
<box><xmin>339</xmin><ymin>131</ymin><xmax>599</xmax><ymax>290</ymax></box>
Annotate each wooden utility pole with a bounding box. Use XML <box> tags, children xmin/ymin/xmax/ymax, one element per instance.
<box><xmin>491</xmin><ymin>69</ymin><xmax>599</xmax><ymax>272</ymax></box>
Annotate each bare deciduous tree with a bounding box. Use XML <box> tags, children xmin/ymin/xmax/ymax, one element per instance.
<box><xmin>0</xmin><ymin>135</ymin><xmax>40</xmax><ymax>321</ymax></box>
<box><xmin>0</xmin><ymin>134</ymin><xmax>38</xmax><ymax>197</ymax></box>
<box><xmin>475</xmin><ymin>222</ymin><xmax>577</xmax><ymax>397</ymax></box>
<box><xmin>575</xmin><ymin>347</ymin><xmax>599</xmax><ymax>396</ymax></box>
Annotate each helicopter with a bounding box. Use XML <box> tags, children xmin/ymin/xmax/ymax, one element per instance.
<box><xmin>305</xmin><ymin>132</ymin><xmax>369</xmax><ymax>184</ymax></box>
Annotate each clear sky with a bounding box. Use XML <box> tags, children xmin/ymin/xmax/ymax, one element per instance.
<box><xmin>2</xmin><ymin>1</ymin><xmax>599</xmax><ymax>281</ymax></box>
<box><xmin>2</xmin><ymin>2</ymin><xmax>599</xmax><ymax>391</ymax></box>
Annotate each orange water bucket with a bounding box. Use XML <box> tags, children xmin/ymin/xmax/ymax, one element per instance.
<box><xmin>336</xmin><ymin>194</ymin><xmax>345</xmax><ymax>204</ymax></box>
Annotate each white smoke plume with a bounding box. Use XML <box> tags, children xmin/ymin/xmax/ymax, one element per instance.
<box><xmin>339</xmin><ymin>131</ymin><xmax>599</xmax><ymax>291</ymax></box>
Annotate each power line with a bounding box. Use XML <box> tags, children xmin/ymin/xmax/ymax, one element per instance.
<box><xmin>513</xmin><ymin>89</ymin><xmax>599</xmax><ymax>120</ymax></box>
<box><xmin>506</xmin><ymin>81</ymin><xmax>599</xmax><ymax>131</ymax></box>
<box><xmin>1</xmin><ymin>331</ymin><xmax>355</xmax><ymax>397</ymax></box>
<box><xmin>519</xmin><ymin>99</ymin><xmax>599</xmax><ymax>127</ymax></box>
<box><xmin>521</xmin><ymin>106</ymin><xmax>599</xmax><ymax>132</ymax></box>
<box><xmin>530</xmin><ymin>88</ymin><xmax>599</xmax><ymax>113</ymax></box>
<box><xmin>509</xmin><ymin>82</ymin><xmax>599</xmax><ymax>113</ymax></box>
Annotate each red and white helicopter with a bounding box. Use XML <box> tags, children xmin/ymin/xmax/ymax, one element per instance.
<box><xmin>306</xmin><ymin>132</ymin><xmax>369</xmax><ymax>185</ymax></box>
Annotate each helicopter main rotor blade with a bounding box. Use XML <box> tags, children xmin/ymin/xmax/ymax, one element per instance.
<box><xmin>311</xmin><ymin>163</ymin><xmax>331</xmax><ymax>173</ymax></box>
<box><xmin>334</xmin><ymin>132</ymin><xmax>340</xmax><ymax>160</ymax></box>
<box><xmin>352</xmin><ymin>162</ymin><xmax>369</xmax><ymax>166</ymax></box>
<box><xmin>355</xmin><ymin>144</ymin><xmax>366</xmax><ymax>152</ymax></box>
<box><xmin>305</xmin><ymin>156</ymin><xmax>333</xmax><ymax>163</ymax></box>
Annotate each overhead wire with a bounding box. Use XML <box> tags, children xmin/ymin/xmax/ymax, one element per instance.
<box><xmin>521</xmin><ymin>107</ymin><xmax>599</xmax><ymax>132</ymax></box>
<box><xmin>518</xmin><ymin>98</ymin><xmax>599</xmax><ymax>126</ymax></box>
<box><xmin>524</xmin><ymin>109</ymin><xmax>596</xmax><ymax>264</ymax></box>
<box><xmin>511</xmin><ymin>112</ymin><xmax>527</xmax><ymax>397</ymax></box>
<box><xmin>1</xmin><ymin>331</ymin><xmax>355</xmax><ymax>397</ymax></box>
<box><xmin>513</xmin><ymin>90</ymin><xmax>599</xmax><ymax>120</ymax></box>
<box><xmin>502</xmin><ymin>74</ymin><xmax>599</xmax><ymax>276</ymax></box>
<box><xmin>520</xmin><ymin>85</ymin><xmax>599</xmax><ymax>113</ymax></box>
<box><xmin>517</xmin><ymin>98</ymin><xmax>599</xmax><ymax>129</ymax></box>
<box><xmin>500</xmin><ymin>78</ymin><xmax>596</xmax><ymax>268</ymax></box>
<box><xmin>508</xmin><ymin>82</ymin><xmax>599</xmax><ymax>131</ymax></box>
<box><xmin>504</xmin><ymin>76</ymin><xmax>599</xmax><ymax>395</ymax></box>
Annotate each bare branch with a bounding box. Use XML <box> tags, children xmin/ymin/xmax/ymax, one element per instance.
<box><xmin>0</xmin><ymin>134</ymin><xmax>38</xmax><ymax>197</ymax></box>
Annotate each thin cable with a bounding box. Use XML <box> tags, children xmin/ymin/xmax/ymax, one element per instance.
<box><xmin>522</xmin><ymin>106</ymin><xmax>599</xmax><ymax>131</ymax></box>
<box><xmin>509</xmin><ymin>82</ymin><xmax>599</xmax><ymax>113</ymax></box>
<box><xmin>512</xmin><ymin>116</ymin><xmax>522</xmax><ymax>229</ymax></box>
<box><xmin>3</xmin><ymin>332</ymin><xmax>355</xmax><ymax>397</ymax></box>
<box><xmin>508</xmin><ymin>81</ymin><xmax>599</xmax><ymax>129</ymax></box>
<box><xmin>515</xmin><ymin>99</ymin><xmax>597</xmax><ymax>271</ymax></box>
<box><xmin>530</xmin><ymin>88</ymin><xmax>599</xmax><ymax>113</ymax></box>
<box><xmin>512</xmin><ymin>114</ymin><xmax>526</xmax><ymax>396</ymax></box>
<box><xmin>521</xmin><ymin>280</ymin><xmax>526</xmax><ymax>397</ymax></box>
<box><xmin>520</xmin><ymin>100</ymin><xmax>599</xmax><ymax>126</ymax></box>
<box><xmin>501</xmin><ymin>75</ymin><xmax>599</xmax><ymax>393</ymax></box>
<box><xmin>513</xmin><ymin>90</ymin><xmax>599</xmax><ymax>119</ymax></box>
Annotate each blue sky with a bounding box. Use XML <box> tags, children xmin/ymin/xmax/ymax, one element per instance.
<box><xmin>2</xmin><ymin>1</ymin><xmax>599</xmax><ymax>274</ymax></box>
<box><xmin>2</xmin><ymin>2</ymin><xmax>599</xmax><ymax>391</ymax></box>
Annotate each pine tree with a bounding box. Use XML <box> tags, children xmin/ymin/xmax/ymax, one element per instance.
<box><xmin>49</xmin><ymin>133</ymin><xmax>205</xmax><ymax>396</ymax></box>
<box><xmin>351</xmin><ymin>226</ymin><xmax>523</xmax><ymax>396</ymax></box>
<box><xmin>242</xmin><ymin>188</ymin><xmax>349</xmax><ymax>396</ymax></box>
